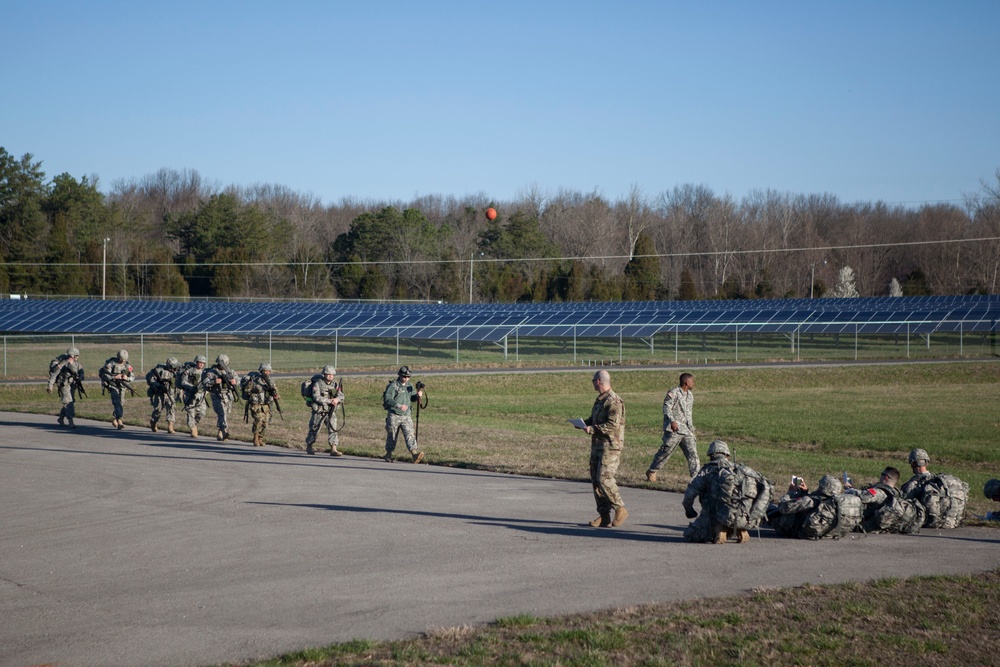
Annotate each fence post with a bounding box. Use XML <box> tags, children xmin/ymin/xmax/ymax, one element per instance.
<box><xmin>140</xmin><ymin>333</ymin><xmax>144</xmax><ymax>372</ymax></box>
<box><xmin>335</xmin><ymin>329</ymin><xmax>339</xmax><ymax>369</ymax></box>
<box><xmin>855</xmin><ymin>324</ymin><xmax>858</xmax><ymax>361</ymax></box>
<box><xmin>573</xmin><ymin>325</ymin><xmax>577</xmax><ymax>364</ymax></box>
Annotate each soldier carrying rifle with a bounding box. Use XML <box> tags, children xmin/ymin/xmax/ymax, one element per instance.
<box><xmin>241</xmin><ymin>362</ymin><xmax>282</xmax><ymax>447</ymax></box>
<box><xmin>47</xmin><ymin>346</ymin><xmax>85</xmax><ymax>429</ymax></box>
<box><xmin>304</xmin><ymin>365</ymin><xmax>344</xmax><ymax>456</ymax></box>
<box><xmin>99</xmin><ymin>349</ymin><xmax>135</xmax><ymax>430</ymax></box>
<box><xmin>146</xmin><ymin>357</ymin><xmax>181</xmax><ymax>434</ymax></box>
<box><xmin>200</xmin><ymin>354</ymin><xmax>240</xmax><ymax>442</ymax></box>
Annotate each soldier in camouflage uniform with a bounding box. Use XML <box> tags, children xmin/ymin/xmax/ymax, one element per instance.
<box><xmin>584</xmin><ymin>370</ymin><xmax>628</xmax><ymax>528</ymax></box>
<box><xmin>47</xmin><ymin>347</ymin><xmax>84</xmax><ymax>428</ymax></box>
<box><xmin>682</xmin><ymin>440</ymin><xmax>737</xmax><ymax>543</ymax></box>
<box><xmin>306</xmin><ymin>365</ymin><xmax>344</xmax><ymax>456</ymax></box>
<box><xmin>772</xmin><ymin>475</ymin><xmax>861</xmax><ymax>539</ymax></box>
<box><xmin>900</xmin><ymin>448</ymin><xmax>934</xmax><ymax>498</ymax></box>
<box><xmin>242</xmin><ymin>362</ymin><xmax>280</xmax><ymax>447</ymax></box>
<box><xmin>847</xmin><ymin>467</ymin><xmax>925</xmax><ymax>534</ymax></box>
<box><xmin>146</xmin><ymin>357</ymin><xmax>181</xmax><ymax>433</ymax></box>
<box><xmin>179</xmin><ymin>355</ymin><xmax>208</xmax><ymax>438</ymax></box>
<box><xmin>382</xmin><ymin>366</ymin><xmax>424</xmax><ymax>463</ymax></box>
<box><xmin>99</xmin><ymin>349</ymin><xmax>135</xmax><ymax>430</ymax></box>
<box><xmin>646</xmin><ymin>372</ymin><xmax>699</xmax><ymax>482</ymax></box>
<box><xmin>201</xmin><ymin>354</ymin><xmax>240</xmax><ymax>441</ymax></box>
<box><xmin>681</xmin><ymin>440</ymin><xmax>769</xmax><ymax>544</ymax></box>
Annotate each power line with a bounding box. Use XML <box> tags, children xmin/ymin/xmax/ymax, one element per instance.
<box><xmin>4</xmin><ymin>236</ymin><xmax>1000</xmax><ymax>268</ymax></box>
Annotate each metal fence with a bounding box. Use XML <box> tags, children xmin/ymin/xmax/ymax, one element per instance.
<box><xmin>4</xmin><ymin>322</ymin><xmax>997</xmax><ymax>379</ymax></box>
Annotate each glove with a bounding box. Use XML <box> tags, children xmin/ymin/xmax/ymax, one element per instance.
<box><xmin>685</xmin><ymin>507</ymin><xmax>698</xmax><ymax>519</ymax></box>
<box><xmin>46</xmin><ymin>386</ymin><xmax>53</xmax><ymax>394</ymax></box>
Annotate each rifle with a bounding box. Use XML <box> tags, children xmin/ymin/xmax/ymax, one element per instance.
<box><xmin>414</xmin><ymin>380</ymin><xmax>427</xmax><ymax>444</ymax></box>
<box><xmin>69</xmin><ymin>372</ymin><xmax>87</xmax><ymax>399</ymax></box>
<box><xmin>103</xmin><ymin>376</ymin><xmax>136</xmax><ymax>397</ymax></box>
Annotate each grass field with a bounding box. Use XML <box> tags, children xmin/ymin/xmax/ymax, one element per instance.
<box><xmin>3</xmin><ymin>360</ymin><xmax>999</xmax><ymax>666</ymax></box>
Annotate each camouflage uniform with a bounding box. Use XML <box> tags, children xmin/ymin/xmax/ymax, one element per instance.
<box><xmin>145</xmin><ymin>359</ymin><xmax>179</xmax><ymax>432</ymax></box>
<box><xmin>773</xmin><ymin>476</ymin><xmax>861</xmax><ymax>539</ymax></box>
<box><xmin>201</xmin><ymin>356</ymin><xmax>240</xmax><ymax>440</ymax></box>
<box><xmin>648</xmin><ymin>383</ymin><xmax>699</xmax><ymax>478</ymax></box>
<box><xmin>850</xmin><ymin>482</ymin><xmax>925</xmax><ymax>534</ymax></box>
<box><xmin>48</xmin><ymin>349</ymin><xmax>84</xmax><ymax>427</ymax></box>
<box><xmin>178</xmin><ymin>357</ymin><xmax>207</xmax><ymax>436</ymax></box>
<box><xmin>306</xmin><ymin>369</ymin><xmax>344</xmax><ymax>455</ymax></box>
<box><xmin>382</xmin><ymin>368</ymin><xmax>423</xmax><ymax>462</ymax></box>
<box><xmin>901</xmin><ymin>471</ymin><xmax>935</xmax><ymax>498</ymax></box>
<box><xmin>585</xmin><ymin>386</ymin><xmax>626</xmax><ymax>521</ymax></box>
<box><xmin>682</xmin><ymin>454</ymin><xmax>734</xmax><ymax>542</ymax></box>
<box><xmin>99</xmin><ymin>350</ymin><xmax>135</xmax><ymax>428</ymax></box>
<box><xmin>242</xmin><ymin>366</ymin><xmax>279</xmax><ymax>446</ymax></box>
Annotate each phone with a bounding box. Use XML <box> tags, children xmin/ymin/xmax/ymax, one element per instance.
<box><xmin>791</xmin><ymin>475</ymin><xmax>804</xmax><ymax>487</ymax></box>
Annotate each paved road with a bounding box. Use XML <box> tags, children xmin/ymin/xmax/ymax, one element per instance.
<box><xmin>2</xmin><ymin>411</ymin><xmax>998</xmax><ymax>667</ymax></box>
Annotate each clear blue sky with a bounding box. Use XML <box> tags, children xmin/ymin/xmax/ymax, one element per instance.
<box><xmin>3</xmin><ymin>0</ymin><xmax>998</xmax><ymax>207</ymax></box>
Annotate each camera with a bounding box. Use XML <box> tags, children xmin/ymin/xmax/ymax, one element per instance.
<box><xmin>416</xmin><ymin>381</ymin><xmax>425</xmax><ymax>390</ymax></box>
<box><xmin>791</xmin><ymin>475</ymin><xmax>804</xmax><ymax>487</ymax></box>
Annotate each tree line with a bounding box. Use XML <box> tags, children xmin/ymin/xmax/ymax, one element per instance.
<box><xmin>2</xmin><ymin>146</ymin><xmax>998</xmax><ymax>302</ymax></box>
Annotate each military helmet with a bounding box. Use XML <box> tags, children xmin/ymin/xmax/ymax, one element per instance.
<box><xmin>984</xmin><ymin>479</ymin><xmax>1000</xmax><ymax>500</ymax></box>
<box><xmin>908</xmin><ymin>448</ymin><xmax>930</xmax><ymax>466</ymax></box>
<box><xmin>322</xmin><ymin>364</ymin><xmax>336</xmax><ymax>376</ymax></box>
<box><xmin>817</xmin><ymin>475</ymin><xmax>843</xmax><ymax>497</ymax></box>
<box><xmin>194</xmin><ymin>354</ymin><xmax>208</xmax><ymax>364</ymax></box>
<box><xmin>398</xmin><ymin>365</ymin><xmax>412</xmax><ymax>377</ymax></box>
<box><xmin>259</xmin><ymin>362</ymin><xmax>273</xmax><ymax>373</ymax></box>
<box><xmin>166</xmin><ymin>357</ymin><xmax>180</xmax><ymax>370</ymax></box>
<box><xmin>67</xmin><ymin>346</ymin><xmax>80</xmax><ymax>357</ymax></box>
<box><xmin>707</xmin><ymin>440</ymin><xmax>730</xmax><ymax>458</ymax></box>
<box><xmin>117</xmin><ymin>349</ymin><xmax>129</xmax><ymax>362</ymax></box>
<box><xmin>216</xmin><ymin>354</ymin><xmax>230</xmax><ymax>366</ymax></box>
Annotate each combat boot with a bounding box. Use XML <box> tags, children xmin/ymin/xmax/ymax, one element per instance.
<box><xmin>110</xmin><ymin>418</ymin><xmax>118</xmax><ymax>428</ymax></box>
<box><xmin>216</xmin><ymin>430</ymin><xmax>224</xmax><ymax>441</ymax></box>
<box><xmin>67</xmin><ymin>418</ymin><xmax>76</xmax><ymax>429</ymax></box>
<box><xmin>736</xmin><ymin>529</ymin><xmax>751</xmax><ymax>544</ymax></box>
<box><xmin>713</xmin><ymin>526</ymin><xmax>729</xmax><ymax>544</ymax></box>
<box><xmin>117</xmin><ymin>419</ymin><xmax>125</xmax><ymax>430</ymax></box>
<box><xmin>58</xmin><ymin>415</ymin><xmax>65</xmax><ymax>426</ymax></box>
<box><xmin>589</xmin><ymin>513</ymin><xmax>612</xmax><ymax>528</ymax></box>
<box><xmin>646</xmin><ymin>470</ymin><xmax>657</xmax><ymax>482</ymax></box>
<box><xmin>167</xmin><ymin>423</ymin><xmax>175</xmax><ymax>434</ymax></box>
<box><xmin>190</xmin><ymin>425</ymin><xmax>198</xmax><ymax>438</ymax></box>
<box><xmin>412</xmin><ymin>451</ymin><xmax>425</xmax><ymax>464</ymax></box>
<box><xmin>612</xmin><ymin>507</ymin><xmax>629</xmax><ymax>527</ymax></box>
<box><xmin>150</xmin><ymin>419</ymin><xmax>158</xmax><ymax>432</ymax></box>
<box><xmin>306</xmin><ymin>444</ymin><xmax>315</xmax><ymax>455</ymax></box>
<box><xmin>330</xmin><ymin>447</ymin><xmax>343</xmax><ymax>457</ymax></box>
<box><xmin>252</xmin><ymin>433</ymin><xmax>260</xmax><ymax>446</ymax></box>
<box><xmin>223</xmin><ymin>430</ymin><xmax>230</xmax><ymax>441</ymax></box>
<box><xmin>382</xmin><ymin>453</ymin><xmax>394</xmax><ymax>463</ymax></box>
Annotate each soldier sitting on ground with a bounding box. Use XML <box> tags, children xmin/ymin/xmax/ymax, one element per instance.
<box><xmin>901</xmin><ymin>448</ymin><xmax>969</xmax><ymax>529</ymax></box>
<box><xmin>846</xmin><ymin>467</ymin><xmax>924</xmax><ymax>534</ymax></box>
<box><xmin>681</xmin><ymin>440</ymin><xmax>771</xmax><ymax>544</ymax></box>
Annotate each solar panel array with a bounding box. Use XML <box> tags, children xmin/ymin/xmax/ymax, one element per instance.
<box><xmin>0</xmin><ymin>296</ymin><xmax>997</xmax><ymax>341</ymax></box>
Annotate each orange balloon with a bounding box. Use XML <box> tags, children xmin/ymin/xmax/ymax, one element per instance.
<box><xmin>485</xmin><ymin>207</ymin><xmax>497</xmax><ymax>221</ymax></box>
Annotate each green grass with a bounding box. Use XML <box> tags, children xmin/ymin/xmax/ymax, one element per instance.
<box><xmin>207</xmin><ymin>570</ymin><xmax>1000</xmax><ymax>667</ymax></box>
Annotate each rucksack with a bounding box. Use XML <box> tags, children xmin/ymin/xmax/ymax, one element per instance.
<box><xmin>240</xmin><ymin>373</ymin><xmax>256</xmax><ymax>401</ymax></box>
<box><xmin>920</xmin><ymin>474</ymin><xmax>969</xmax><ymax>529</ymax></box>
<box><xmin>800</xmin><ymin>493</ymin><xmax>861</xmax><ymax>539</ymax></box>
<box><xmin>867</xmin><ymin>495</ymin><xmax>925</xmax><ymax>534</ymax></box>
<box><xmin>49</xmin><ymin>354</ymin><xmax>69</xmax><ymax>375</ymax></box>
<box><xmin>301</xmin><ymin>374</ymin><xmax>323</xmax><ymax>406</ymax></box>
<box><xmin>711</xmin><ymin>464</ymin><xmax>771</xmax><ymax>531</ymax></box>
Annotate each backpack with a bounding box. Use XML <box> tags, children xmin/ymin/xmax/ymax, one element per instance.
<box><xmin>800</xmin><ymin>493</ymin><xmax>861</xmax><ymax>539</ymax></box>
<box><xmin>301</xmin><ymin>374</ymin><xmax>323</xmax><ymax>406</ymax></box>
<box><xmin>49</xmin><ymin>354</ymin><xmax>69</xmax><ymax>375</ymax></box>
<box><xmin>711</xmin><ymin>464</ymin><xmax>772</xmax><ymax>531</ymax></box>
<box><xmin>240</xmin><ymin>373</ymin><xmax>256</xmax><ymax>402</ymax></box>
<box><xmin>919</xmin><ymin>474</ymin><xmax>969</xmax><ymax>529</ymax></box>
<box><xmin>867</xmin><ymin>495</ymin><xmax>926</xmax><ymax>534</ymax></box>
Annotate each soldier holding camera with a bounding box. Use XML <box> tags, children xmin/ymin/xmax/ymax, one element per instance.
<box><xmin>382</xmin><ymin>365</ymin><xmax>425</xmax><ymax>463</ymax></box>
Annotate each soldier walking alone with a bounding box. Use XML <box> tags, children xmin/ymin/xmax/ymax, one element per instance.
<box><xmin>99</xmin><ymin>349</ymin><xmax>134</xmax><ymax>430</ymax></box>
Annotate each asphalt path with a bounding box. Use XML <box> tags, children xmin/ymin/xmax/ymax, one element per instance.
<box><xmin>2</xmin><ymin>411</ymin><xmax>998</xmax><ymax>667</ymax></box>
